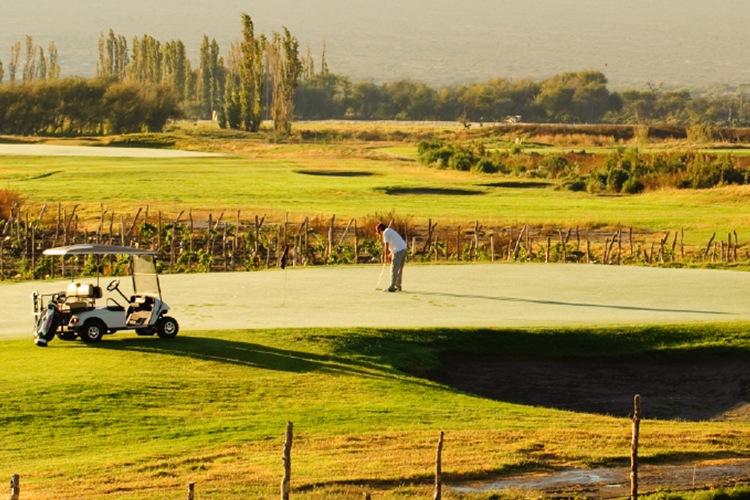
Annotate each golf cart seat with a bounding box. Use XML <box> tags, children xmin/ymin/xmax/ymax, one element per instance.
<box><xmin>66</xmin><ymin>283</ymin><xmax>103</xmax><ymax>299</ymax></box>
<box><xmin>126</xmin><ymin>295</ymin><xmax>155</xmax><ymax>326</ymax></box>
<box><xmin>62</xmin><ymin>283</ymin><xmax>102</xmax><ymax>312</ymax></box>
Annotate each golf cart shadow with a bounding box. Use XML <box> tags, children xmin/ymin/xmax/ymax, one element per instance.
<box><xmin>95</xmin><ymin>335</ymin><xmax>390</xmax><ymax>378</ymax></box>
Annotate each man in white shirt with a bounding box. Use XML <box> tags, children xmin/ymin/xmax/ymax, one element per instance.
<box><xmin>375</xmin><ymin>223</ymin><xmax>407</xmax><ymax>292</ymax></box>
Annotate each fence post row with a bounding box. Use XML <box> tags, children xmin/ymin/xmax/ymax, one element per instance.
<box><xmin>0</xmin><ymin>208</ymin><xmax>743</xmax><ymax>279</ymax></box>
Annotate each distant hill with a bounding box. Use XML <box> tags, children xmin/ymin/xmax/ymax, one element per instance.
<box><xmin>3</xmin><ymin>0</ymin><xmax>750</xmax><ymax>90</ymax></box>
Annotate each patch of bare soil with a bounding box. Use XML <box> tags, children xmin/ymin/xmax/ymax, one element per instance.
<box><xmin>452</xmin><ymin>460</ymin><xmax>750</xmax><ymax>498</ymax></box>
<box><xmin>433</xmin><ymin>353</ymin><xmax>750</xmax><ymax>497</ymax></box>
<box><xmin>433</xmin><ymin>353</ymin><xmax>750</xmax><ymax>421</ymax></box>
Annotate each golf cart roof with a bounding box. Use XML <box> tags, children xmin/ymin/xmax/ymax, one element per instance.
<box><xmin>43</xmin><ymin>244</ymin><xmax>157</xmax><ymax>256</ymax></box>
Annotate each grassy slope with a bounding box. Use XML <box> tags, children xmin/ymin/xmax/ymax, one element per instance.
<box><xmin>4</xmin><ymin>140</ymin><xmax>750</xmax><ymax>244</ymax></box>
<box><xmin>3</xmin><ymin>325</ymin><xmax>750</xmax><ymax>498</ymax></box>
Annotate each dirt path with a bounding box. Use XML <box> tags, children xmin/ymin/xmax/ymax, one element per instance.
<box><xmin>452</xmin><ymin>459</ymin><xmax>750</xmax><ymax>498</ymax></box>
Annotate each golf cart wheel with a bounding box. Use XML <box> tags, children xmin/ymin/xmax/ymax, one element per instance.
<box><xmin>156</xmin><ymin>316</ymin><xmax>179</xmax><ymax>339</ymax></box>
<box><xmin>78</xmin><ymin>319</ymin><xmax>107</xmax><ymax>343</ymax></box>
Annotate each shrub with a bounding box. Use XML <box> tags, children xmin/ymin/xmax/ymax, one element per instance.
<box><xmin>622</xmin><ymin>177</ymin><xmax>645</xmax><ymax>194</ymax></box>
<box><xmin>473</xmin><ymin>158</ymin><xmax>499</xmax><ymax>174</ymax></box>
<box><xmin>0</xmin><ymin>189</ymin><xmax>23</xmax><ymax>221</ymax></box>
<box><xmin>562</xmin><ymin>175</ymin><xmax>587</xmax><ymax>192</ymax></box>
<box><xmin>538</xmin><ymin>155</ymin><xmax>570</xmax><ymax>178</ymax></box>
<box><xmin>449</xmin><ymin>152</ymin><xmax>473</xmax><ymax>171</ymax></box>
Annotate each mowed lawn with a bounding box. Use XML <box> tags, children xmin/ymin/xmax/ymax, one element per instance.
<box><xmin>3</xmin><ymin>326</ymin><xmax>750</xmax><ymax>498</ymax></box>
<box><xmin>3</xmin><ymin>141</ymin><xmax>750</xmax><ymax>244</ymax></box>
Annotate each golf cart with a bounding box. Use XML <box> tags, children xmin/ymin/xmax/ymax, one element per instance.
<box><xmin>32</xmin><ymin>244</ymin><xmax>179</xmax><ymax>346</ymax></box>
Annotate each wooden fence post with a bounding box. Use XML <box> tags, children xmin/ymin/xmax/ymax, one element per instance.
<box><xmin>680</xmin><ymin>228</ymin><xmax>685</xmax><ymax>260</ymax></box>
<box><xmin>10</xmin><ymin>474</ymin><xmax>20</xmax><ymax>500</ymax></box>
<box><xmin>281</xmin><ymin>421</ymin><xmax>293</xmax><ymax>500</ymax></box>
<box><xmin>456</xmin><ymin>226</ymin><xmax>461</xmax><ymax>261</ymax></box>
<box><xmin>631</xmin><ymin>394</ymin><xmax>641</xmax><ymax>500</ymax></box>
<box><xmin>326</xmin><ymin>214</ymin><xmax>335</xmax><ymax>262</ymax></box>
<box><xmin>354</xmin><ymin>219</ymin><xmax>359</xmax><ymax>264</ymax></box>
<box><xmin>434</xmin><ymin>431</ymin><xmax>444</xmax><ymax>500</ymax></box>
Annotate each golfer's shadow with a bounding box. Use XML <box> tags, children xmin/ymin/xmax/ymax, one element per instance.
<box><xmin>406</xmin><ymin>290</ymin><xmax>729</xmax><ymax>316</ymax></box>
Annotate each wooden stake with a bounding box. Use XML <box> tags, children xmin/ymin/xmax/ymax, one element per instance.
<box><xmin>434</xmin><ymin>431</ymin><xmax>444</xmax><ymax>500</ymax></box>
<box><xmin>631</xmin><ymin>394</ymin><xmax>641</xmax><ymax>500</ymax></box>
<box><xmin>10</xmin><ymin>474</ymin><xmax>20</xmax><ymax>500</ymax></box>
<box><xmin>281</xmin><ymin>422</ymin><xmax>293</xmax><ymax>500</ymax></box>
<box><xmin>354</xmin><ymin>219</ymin><xmax>359</xmax><ymax>264</ymax></box>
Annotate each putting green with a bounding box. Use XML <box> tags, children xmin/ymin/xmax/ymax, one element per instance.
<box><xmin>4</xmin><ymin>263</ymin><xmax>750</xmax><ymax>341</ymax></box>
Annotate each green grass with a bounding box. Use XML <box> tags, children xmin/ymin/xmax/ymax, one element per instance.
<box><xmin>3</xmin><ymin>325</ymin><xmax>750</xmax><ymax>498</ymax></box>
<box><xmin>4</xmin><ymin>142</ymin><xmax>750</xmax><ymax>245</ymax></box>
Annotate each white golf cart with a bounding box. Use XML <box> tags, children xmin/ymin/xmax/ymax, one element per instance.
<box><xmin>32</xmin><ymin>244</ymin><xmax>179</xmax><ymax>346</ymax></box>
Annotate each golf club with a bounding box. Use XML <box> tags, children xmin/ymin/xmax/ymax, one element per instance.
<box><xmin>375</xmin><ymin>260</ymin><xmax>387</xmax><ymax>290</ymax></box>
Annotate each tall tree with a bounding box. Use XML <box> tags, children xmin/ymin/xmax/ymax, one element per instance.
<box><xmin>22</xmin><ymin>36</ymin><xmax>35</xmax><ymax>82</ymax></box>
<box><xmin>36</xmin><ymin>47</ymin><xmax>47</xmax><ymax>80</ymax></box>
<box><xmin>267</xmin><ymin>27</ymin><xmax>301</xmax><ymax>135</ymax></box>
<box><xmin>163</xmin><ymin>40</ymin><xmax>189</xmax><ymax>100</ymax></box>
<box><xmin>198</xmin><ymin>35</ymin><xmax>212</xmax><ymax>118</ymax></box>
<box><xmin>239</xmin><ymin>13</ymin><xmax>264</xmax><ymax>131</ymax></box>
<box><xmin>97</xmin><ymin>30</ymin><xmax>127</xmax><ymax>80</ymax></box>
<box><xmin>198</xmin><ymin>35</ymin><xmax>223</xmax><ymax>119</ymax></box>
<box><xmin>9</xmin><ymin>42</ymin><xmax>20</xmax><ymax>83</ymax></box>
<box><xmin>48</xmin><ymin>42</ymin><xmax>60</xmax><ymax>80</ymax></box>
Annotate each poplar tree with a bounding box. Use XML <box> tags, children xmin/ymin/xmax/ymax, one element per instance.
<box><xmin>48</xmin><ymin>42</ymin><xmax>60</xmax><ymax>80</ymax></box>
<box><xmin>209</xmin><ymin>40</ymin><xmax>224</xmax><ymax>118</ymax></box>
<box><xmin>37</xmin><ymin>47</ymin><xmax>47</xmax><ymax>80</ymax></box>
<box><xmin>97</xmin><ymin>30</ymin><xmax>127</xmax><ymax>80</ymax></box>
<box><xmin>163</xmin><ymin>40</ymin><xmax>188</xmax><ymax>100</ymax></box>
<box><xmin>267</xmin><ymin>27</ymin><xmax>301</xmax><ymax>135</ymax></box>
<box><xmin>9</xmin><ymin>42</ymin><xmax>20</xmax><ymax>83</ymax></box>
<box><xmin>199</xmin><ymin>35</ymin><xmax>212</xmax><ymax>117</ymax></box>
<box><xmin>22</xmin><ymin>36</ymin><xmax>35</xmax><ymax>82</ymax></box>
<box><xmin>239</xmin><ymin>13</ymin><xmax>264</xmax><ymax>132</ymax></box>
<box><xmin>198</xmin><ymin>35</ymin><xmax>223</xmax><ymax>119</ymax></box>
<box><xmin>97</xmin><ymin>31</ymin><xmax>113</xmax><ymax>79</ymax></box>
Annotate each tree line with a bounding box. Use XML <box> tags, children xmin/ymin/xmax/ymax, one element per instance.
<box><xmin>2</xmin><ymin>18</ymin><xmax>750</xmax><ymax>135</ymax></box>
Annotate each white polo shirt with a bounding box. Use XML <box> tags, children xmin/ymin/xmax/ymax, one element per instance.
<box><xmin>383</xmin><ymin>227</ymin><xmax>407</xmax><ymax>253</ymax></box>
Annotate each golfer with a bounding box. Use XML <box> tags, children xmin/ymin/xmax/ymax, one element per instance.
<box><xmin>375</xmin><ymin>223</ymin><xmax>407</xmax><ymax>292</ymax></box>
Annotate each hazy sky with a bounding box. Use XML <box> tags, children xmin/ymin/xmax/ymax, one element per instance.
<box><xmin>2</xmin><ymin>0</ymin><xmax>749</xmax><ymax>89</ymax></box>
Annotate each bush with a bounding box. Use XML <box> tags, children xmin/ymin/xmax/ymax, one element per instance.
<box><xmin>473</xmin><ymin>158</ymin><xmax>499</xmax><ymax>174</ymax></box>
<box><xmin>606</xmin><ymin>167</ymin><xmax>630</xmax><ymax>192</ymax></box>
<box><xmin>622</xmin><ymin>177</ymin><xmax>645</xmax><ymax>194</ymax></box>
<box><xmin>0</xmin><ymin>189</ymin><xmax>23</xmax><ymax>221</ymax></box>
<box><xmin>449</xmin><ymin>152</ymin><xmax>473</xmax><ymax>171</ymax></box>
<box><xmin>538</xmin><ymin>155</ymin><xmax>570</xmax><ymax>178</ymax></box>
<box><xmin>562</xmin><ymin>175</ymin><xmax>587</xmax><ymax>192</ymax></box>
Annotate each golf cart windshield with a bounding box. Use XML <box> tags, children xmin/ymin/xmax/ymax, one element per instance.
<box><xmin>133</xmin><ymin>254</ymin><xmax>160</xmax><ymax>295</ymax></box>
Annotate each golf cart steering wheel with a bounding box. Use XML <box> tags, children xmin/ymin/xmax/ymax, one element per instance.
<box><xmin>107</xmin><ymin>279</ymin><xmax>120</xmax><ymax>292</ymax></box>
